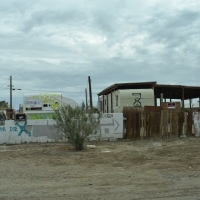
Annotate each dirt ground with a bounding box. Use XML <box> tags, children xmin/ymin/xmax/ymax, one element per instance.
<box><xmin>0</xmin><ymin>137</ymin><xmax>200</xmax><ymax>200</ymax></box>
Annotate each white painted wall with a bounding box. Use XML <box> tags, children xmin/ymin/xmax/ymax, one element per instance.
<box><xmin>99</xmin><ymin>89</ymin><xmax>154</xmax><ymax>113</ymax></box>
<box><xmin>100</xmin><ymin>113</ymin><xmax>123</xmax><ymax>138</ymax></box>
<box><xmin>0</xmin><ymin>113</ymin><xmax>123</xmax><ymax>144</ymax></box>
<box><xmin>193</xmin><ymin>112</ymin><xmax>200</xmax><ymax>137</ymax></box>
<box><xmin>0</xmin><ymin>120</ymin><xmax>61</xmax><ymax>144</ymax></box>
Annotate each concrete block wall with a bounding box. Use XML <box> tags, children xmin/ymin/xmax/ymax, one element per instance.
<box><xmin>0</xmin><ymin>113</ymin><xmax>123</xmax><ymax>144</ymax></box>
<box><xmin>0</xmin><ymin>120</ymin><xmax>61</xmax><ymax>144</ymax></box>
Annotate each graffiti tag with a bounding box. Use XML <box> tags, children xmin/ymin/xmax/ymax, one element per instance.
<box><xmin>0</xmin><ymin>127</ymin><xmax>6</xmax><ymax>131</ymax></box>
<box><xmin>15</xmin><ymin>121</ymin><xmax>31</xmax><ymax>137</ymax></box>
<box><xmin>10</xmin><ymin>127</ymin><xmax>18</xmax><ymax>131</ymax></box>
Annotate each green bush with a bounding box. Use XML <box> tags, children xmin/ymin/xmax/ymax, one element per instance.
<box><xmin>53</xmin><ymin>102</ymin><xmax>100</xmax><ymax>151</ymax></box>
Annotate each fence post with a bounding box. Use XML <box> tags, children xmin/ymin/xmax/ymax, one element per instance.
<box><xmin>176</xmin><ymin>112</ymin><xmax>179</xmax><ymax>137</ymax></box>
<box><xmin>163</xmin><ymin>110</ymin><xmax>166</xmax><ymax>139</ymax></box>
<box><xmin>184</xmin><ymin>112</ymin><xmax>187</xmax><ymax>136</ymax></box>
<box><xmin>166</xmin><ymin>110</ymin><xmax>169</xmax><ymax>138</ymax></box>
<box><xmin>144</xmin><ymin>112</ymin><xmax>147</xmax><ymax>139</ymax></box>
<box><xmin>170</xmin><ymin>110</ymin><xmax>172</xmax><ymax>138</ymax></box>
<box><xmin>160</xmin><ymin>110</ymin><xmax>163</xmax><ymax>138</ymax></box>
<box><xmin>140</xmin><ymin>111</ymin><xmax>144</xmax><ymax>139</ymax></box>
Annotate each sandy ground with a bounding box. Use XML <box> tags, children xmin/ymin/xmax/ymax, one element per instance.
<box><xmin>0</xmin><ymin>137</ymin><xmax>200</xmax><ymax>200</ymax></box>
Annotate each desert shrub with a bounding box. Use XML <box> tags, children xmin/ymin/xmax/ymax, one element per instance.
<box><xmin>53</xmin><ymin>102</ymin><xmax>100</xmax><ymax>150</ymax></box>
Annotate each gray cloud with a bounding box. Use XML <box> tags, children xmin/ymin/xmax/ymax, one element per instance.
<box><xmin>1</xmin><ymin>0</ymin><xmax>200</xmax><ymax>109</ymax></box>
<box><xmin>21</xmin><ymin>10</ymin><xmax>87</xmax><ymax>32</ymax></box>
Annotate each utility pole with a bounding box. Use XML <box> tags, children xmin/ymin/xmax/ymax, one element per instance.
<box><xmin>88</xmin><ymin>76</ymin><xmax>93</xmax><ymax>109</ymax></box>
<box><xmin>10</xmin><ymin>76</ymin><xmax>12</xmax><ymax>112</ymax></box>
<box><xmin>85</xmin><ymin>88</ymin><xmax>88</xmax><ymax>111</ymax></box>
<box><xmin>8</xmin><ymin>76</ymin><xmax>14</xmax><ymax>119</ymax></box>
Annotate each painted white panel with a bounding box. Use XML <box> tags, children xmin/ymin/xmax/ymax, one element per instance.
<box><xmin>0</xmin><ymin>114</ymin><xmax>123</xmax><ymax>144</ymax></box>
<box><xmin>100</xmin><ymin>113</ymin><xmax>123</xmax><ymax>138</ymax></box>
<box><xmin>193</xmin><ymin>112</ymin><xmax>200</xmax><ymax>137</ymax></box>
<box><xmin>0</xmin><ymin>125</ymin><xmax>6</xmax><ymax>143</ymax></box>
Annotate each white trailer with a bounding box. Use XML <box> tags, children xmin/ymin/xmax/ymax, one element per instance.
<box><xmin>99</xmin><ymin>89</ymin><xmax>154</xmax><ymax>113</ymax></box>
<box><xmin>23</xmin><ymin>93</ymin><xmax>78</xmax><ymax>119</ymax></box>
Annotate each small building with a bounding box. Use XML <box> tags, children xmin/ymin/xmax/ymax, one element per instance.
<box><xmin>97</xmin><ymin>81</ymin><xmax>200</xmax><ymax>113</ymax></box>
<box><xmin>98</xmin><ymin>89</ymin><xmax>154</xmax><ymax>113</ymax></box>
<box><xmin>22</xmin><ymin>93</ymin><xmax>78</xmax><ymax>119</ymax></box>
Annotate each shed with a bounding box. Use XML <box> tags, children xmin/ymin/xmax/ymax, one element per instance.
<box><xmin>97</xmin><ymin>81</ymin><xmax>200</xmax><ymax>113</ymax></box>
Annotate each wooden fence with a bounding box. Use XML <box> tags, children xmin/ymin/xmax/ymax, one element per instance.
<box><xmin>123</xmin><ymin>107</ymin><xmax>193</xmax><ymax>140</ymax></box>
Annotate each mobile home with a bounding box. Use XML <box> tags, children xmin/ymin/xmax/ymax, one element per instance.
<box><xmin>23</xmin><ymin>93</ymin><xmax>78</xmax><ymax>119</ymax></box>
<box><xmin>97</xmin><ymin>81</ymin><xmax>200</xmax><ymax>113</ymax></box>
<box><xmin>99</xmin><ymin>89</ymin><xmax>154</xmax><ymax>113</ymax></box>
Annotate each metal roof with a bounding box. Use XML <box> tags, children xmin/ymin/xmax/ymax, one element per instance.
<box><xmin>97</xmin><ymin>81</ymin><xmax>200</xmax><ymax>100</ymax></box>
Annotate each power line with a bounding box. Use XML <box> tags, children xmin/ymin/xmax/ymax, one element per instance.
<box><xmin>0</xmin><ymin>80</ymin><xmax>9</xmax><ymax>89</ymax></box>
<box><xmin>0</xmin><ymin>88</ymin><xmax>98</xmax><ymax>94</ymax></box>
<box><xmin>0</xmin><ymin>77</ymin><xmax>10</xmax><ymax>81</ymax></box>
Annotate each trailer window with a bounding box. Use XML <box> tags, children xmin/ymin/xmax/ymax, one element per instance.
<box><xmin>116</xmin><ymin>95</ymin><xmax>118</xmax><ymax>106</ymax></box>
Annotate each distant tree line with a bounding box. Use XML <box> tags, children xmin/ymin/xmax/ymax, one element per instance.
<box><xmin>0</xmin><ymin>101</ymin><xmax>8</xmax><ymax>109</ymax></box>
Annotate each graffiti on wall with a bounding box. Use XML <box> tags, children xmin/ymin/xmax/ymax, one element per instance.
<box><xmin>0</xmin><ymin>121</ymin><xmax>31</xmax><ymax>137</ymax></box>
<box><xmin>0</xmin><ymin>126</ymin><xmax>6</xmax><ymax>131</ymax></box>
<box><xmin>15</xmin><ymin>121</ymin><xmax>31</xmax><ymax>137</ymax></box>
<box><xmin>0</xmin><ymin>114</ymin><xmax>123</xmax><ymax>144</ymax></box>
<box><xmin>0</xmin><ymin>126</ymin><xmax>18</xmax><ymax>132</ymax></box>
<box><xmin>132</xmin><ymin>93</ymin><xmax>142</xmax><ymax>107</ymax></box>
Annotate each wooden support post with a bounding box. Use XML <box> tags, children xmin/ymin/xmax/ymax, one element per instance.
<box><xmin>170</xmin><ymin>111</ymin><xmax>172</xmax><ymax>138</ymax></box>
<box><xmin>154</xmin><ymin>95</ymin><xmax>157</xmax><ymax>106</ymax></box>
<box><xmin>149</xmin><ymin>113</ymin><xmax>152</xmax><ymax>138</ymax></box>
<box><xmin>127</xmin><ymin>113</ymin><xmax>132</xmax><ymax>139</ymax></box>
<box><xmin>178</xmin><ymin>112</ymin><xmax>183</xmax><ymax>137</ymax></box>
<box><xmin>140</xmin><ymin>111</ymin><xmax>144</xmax><ymax>139</ymax></box>
<box><xmin>106</xmin><ymin>95</ymin><xmax>108</xmax><ymax>113</ymax></box>
<box><xmin>184</xmin><ymin>112</ymin><xmax>187</xmax><ymax>136</ymax></box>
<box><xmin>189</xmin><ymin>99</ymin><xmax>192</xmax><ymax>109</ymax></box>
<box><xmin>133</xmin><ymin>112</ymin><xmax>136</xmax><ymax>141</ymax></box>
<box><xmin>103</xmin><ymin>95</ymin><xmax>105</xmax><ymax>113</ymax></box>
<box><xmin>88</xmin><ymin>76</ymin><xmax>93</xmax><ymax>109</ymax></box>
<box><xmin>144</xmin><ymin>112</ymin><xmax>147</xmax><ymax>139</ymax></box>
<box><xmin>181</xmin><ymin>87</ymin><xmax>185</xmax><ymax>108</ymax></box>
<box><xmin>147</xmin><ymin>113</ymin><xmax>150</xmax><ymax>139</ymax></box>
<box><xmin>166</xmin><ymin>110</ymin><xmax>169</xmax><ymax>138</ymax></box>
<box><xmin>97</xmin><ymin>96</ymin><xmax>100</xmax><ymax>111</ymax></box>
<box><xmin>10</xmin><ymin>75</ymin><xmax>12</xmax><ymax>112</ymax></box>
<box><xmin>176</xmin><ymin>113</ymin><xmax>179</xmax><ymax>137</ymax></box>
<box><xmin>176</xmin><ymin>113</ymin><xmax>180</xmax><ymax>137</ymax></box>
<box><xmin>160</xmin><ymin>110</ymin><xmax>163</xmax><ymax>138</ymax></box>
<box><xmin>160</xmin><ymin>93</ymin><xmax>163</xmax><ymax>107</ymax></box>
<box><xmin>111</xmin><ymin>91</ymin><xmax>113</xmax><ymax>113</ymax></box>
<box><xmin>85</xmin><ymin>88</ymin><xmax>88</xmax><ymax>111</ymax></box>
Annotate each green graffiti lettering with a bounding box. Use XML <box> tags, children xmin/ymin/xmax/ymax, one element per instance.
<box><xmin>10</xmin><ymin>127</ymin><xmax>18</xmax><ymax>132</ymax></box>
<box><xmin>0</xmin><ymin>127</ymin><xmax>6</xmax><ymax>131</ymax></box>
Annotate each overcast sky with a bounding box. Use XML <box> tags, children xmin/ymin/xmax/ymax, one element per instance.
<box><xmin>0</xmin><ymin>0</ymin><xmax>200</xmax><ymax>110</ymax></box>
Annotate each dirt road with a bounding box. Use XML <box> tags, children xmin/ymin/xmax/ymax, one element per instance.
<box><xmin>0</xmin><ymin>137</ymin><xmax>200</xmax><ymax>199</ymax></box>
